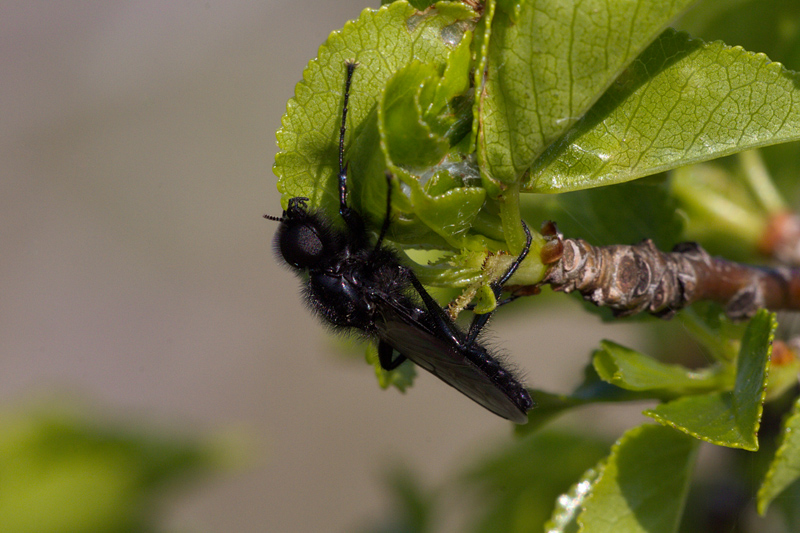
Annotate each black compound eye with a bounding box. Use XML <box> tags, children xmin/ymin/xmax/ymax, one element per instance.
<box><xmin>280</xmin><ymin>223</ymin><xmax>324</xmax><ymax>268</ymax></box>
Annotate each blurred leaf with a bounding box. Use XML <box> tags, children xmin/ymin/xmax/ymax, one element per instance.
<box><xmin>517</xmin><ymin>389</ymin><xmax>591</xmax><ymax>434</ymax></box>
<box><xmin>522</xmin><ymin>174</ymin><xmax>684</xmax><ymax>249</ymax></box>
<box><xmin>528</xmin><ymin>30</ymin><xmax>800</xmax><ymax>193</ymax></box>
<box><xmin>462</xmin><ymin>431</ymin><xmax>609</xmax><ymax>533</ymax></box>
<box><xmin>677</xmin><ymin>0</ymin><xmax>800</xmax><ymax>72</ymax></box>
<box><xmin>517</xmin><ymin>364</ymin><xmax>658</xmax><ymax>436</ymax></box>
<box><xmin>479</xmin><ymin>0</ymin><xmax>696</xmax><ymax>186</ymax></box>
<box><xmin>0</xmin><ymin>404</ymin><xmax>222</xmax><ymax>533</ymax></box>
<box><xmin>362</xmin><ymin>465</ymin><xmax>436</xmax><ymax>533</ymax></box>
<box><xmin>670</xmin><ymin>160</ymin><xmax>768</xmax><ymax>261</ymax></box>
<box><xmin>578</xmin><ymin>424</ymin><xmax>699</xmax><ymax>533</ymax></box>
<box><xmin>771</xmin><ymin>477</ymin><xmax>800</xmax><ymax>533</ymax></box>
<box><xmin>409</xmin><ymin>0</ymin><xmax>437</xmax><ymax>10</ymax></box>
<box><xmin>593</xmin><ymin>340</ymin><xmax>732</xmax><ymax>395</ymax></box>
<box><xmin>758</xmin><ymin>395</ymin><xmax>800</xmax><ymax>515</ymax></box>
<box><xmin>545</xmin><ymin>466</ymin><xmax>600</xmax><ymax>533</ymax></box>
<box><xmin>365</xmin><ymin>343</ymin><xmax>417</xmax><ymax>392</ymax></box>
<box><xmin>645</xmin><ymin>310</ymin><xmax>776</xmax><ymax>450</ymax></box>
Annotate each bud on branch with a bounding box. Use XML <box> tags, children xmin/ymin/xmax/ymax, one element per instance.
<box><xmin>539</xmin><ymin>221</ymin><xmax>800</xmax><ymax>320</ymax></box>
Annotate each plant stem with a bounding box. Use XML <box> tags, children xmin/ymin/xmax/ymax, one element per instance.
<box><xmin>540</xmin><ymin>222</ymin><xmax>800</xmax><ymax>320</ymax></box>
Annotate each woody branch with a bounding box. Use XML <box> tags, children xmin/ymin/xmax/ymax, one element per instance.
<box><xmin>539</xmin><ymin>222</ymin><xmax>800</xmax><ymax>320</ymax></box>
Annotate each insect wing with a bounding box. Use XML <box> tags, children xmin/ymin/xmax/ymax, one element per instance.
<box><xmin>377</xmin><ymin>317</ymin><xmax>529</xmax><ymax>424</ymax></box>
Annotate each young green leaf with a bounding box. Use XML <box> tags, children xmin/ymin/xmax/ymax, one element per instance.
<box><xmin>578</xmin><ymin>424</ymin><xmax>699</xmax><ymax>533</ymax></box>
<box><xmin>479</xmin><ymin>0</ymin><xmax>697</xmax><ymax>187</ymax></box>
<box><xmin>377</xmin><ymin>35</ymin><xmax>496</xmax><ymax>250</ymax></box>
<box><xmin>380</xmin><ymin>62</ymin><xmax>451</xmax><ymax>171</ymax></box>
<box><xmin>593</xmin><ymin>340</ymin><xmax>733</xmax><ymax>395</ymax></box>
<box><xmin>274</xmin><ymin>1</ymin><xmax>477</xmax><ymax>230</ymax></box>
<box><xmin>677</xmin><ymin>301</ymin><xmax>746</xmax><ymax>364</ymax></box>
<box><xmin>545</xmin><ymin>466</ymin><xmax>600</xmax><ymax>533</ymax></box>
<box><xmin>644</xmin><ymin>310</ymin><xmax>776</xmax><ymax>450</ymax></box>
<box><xmin>529</xmin><ymin>30</ymin><xmax>800</xmax><ymax>192</ymax></box>
<box><xmin>757</xmin><ymin>395</ymin><xmax>800</xmax><ymax>515</ymax></box>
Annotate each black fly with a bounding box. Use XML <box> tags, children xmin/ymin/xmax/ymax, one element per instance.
<box><xmin>266</xmin><ymin>62</ymin><xmax>534</xmax><ymax>423</ymax></box>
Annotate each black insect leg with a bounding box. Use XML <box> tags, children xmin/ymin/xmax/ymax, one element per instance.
<box><xmin>465</xmin><ymin>222</ymin><xmax>532</xmax><ymax>346</ymax></box>
<box><xmin>465</xmin><ymin>296</ymin><xmax>516</xmax><ymax>310</ymax></box>
<box><xmin>378</xmin><ymin>340</ymin><xmax>407</xmax><ymax>370</ymax></box>
<box><xmin>464</xmin><ymin>286</ymin><xmax>540</xmax><ymax>311</ymax></box>
<box><xmin>406</xmin><ymin>271</ymin><xmax>465</xmax><ymax>348</ymax></box>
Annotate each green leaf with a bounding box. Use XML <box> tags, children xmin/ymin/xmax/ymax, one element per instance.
<box><xmin>516</xmin><ymin>364</ymin><xmax>659</xmax><ymax>436</ymax></box>
<box><xmin>379</xmin><ymin>35</ymin><xmax>475</xmax><ymax>174</ymax></box>
<box><xmin>772</xmin><ymin>481</ymin><xmax>800</xmax><ymax>533</ymax></box>
<box><xmin>545</xmin><ymin>466</ymin><xmax>600</xmax><ymax>533</ymax></box>
<box><xmin>677</xmin><ymin>301</ymin><xmax>745</xmax><ymax>364</ymax></box>
<box><xmin>528</xmin><ymin>30</ymin><xmax>800</xmax><ymax>192</ymax></box>
<box><xmin>408</xmin><ymin>181</ymin><xmax>488</xmax><ymax>248</ymax></box>
<box><xmin>479</xmin><ymin>0</ymin><xmax>697</xmax><ymax>187</ymax></box>
<box><xmin>380</xmin><ymin>62</ymin><xmax>451</xmax><ymax>171</ymax></box>
<box><xmin>274</xmin><ymin>1</ymin><xmax>478</xmax><ymax>233</ymax></box>
<box><xmin>644</xmin><ymin>309</ymin><xmax>776</xmax><ymax>450</ymax></box>
<box><xmin>593</xmin><ymin>340</ymin><xmax>732</xmax><ymax>395</ymax></box>
<box><xmin>462</xmin><ymin>431</ymin><xmax>610</xmax><ymax>533</ymax></box>
<box><xmin>365</xmin><ymin>343</ymin><xmax>417</xmax><ymax>392</ymax></box>
<box><xmin>0</xmin><ymin>404</ymin><xmax>222</xmax><ymax>533</ymax></box>
<box><xmin>578</xmin><ymin>424</ymin><xmax>699</xmax><ymax>533</ymax></box>
<box><xmin>516</xmin><ymin>389</ymin><xmax>591</xmax><ymax>434</ymax></box>
<box><xmin>427</xmin><ymin>29</ymin><xmax>473</xmax><ymax>130</ymax></box>
<box><xmin>757</xmin><ymin>395</ymin><xmax>800</xmax><ymax>515</ymax></box>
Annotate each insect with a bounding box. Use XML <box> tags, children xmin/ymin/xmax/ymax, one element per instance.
<box><xmin>266</xmin><ymin>62</ymin><xmax>534</xmax><ymax>423</ymax></box>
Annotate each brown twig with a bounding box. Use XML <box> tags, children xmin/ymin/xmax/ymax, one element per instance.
<box><xmin>539</xmin><ymin>221</ymin><xmax>800</xmax><ymax>320</ymax></box>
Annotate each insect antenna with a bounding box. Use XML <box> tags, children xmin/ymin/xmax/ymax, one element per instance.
<box><xmin>337</xmin><ymin>61</ymin><xmax>358</xmax><ymax>225</ymax></box>
<box><xmin>263</xmin><ymin>214</ymin><xmax>284</xmax><ymax>223</ymax></box>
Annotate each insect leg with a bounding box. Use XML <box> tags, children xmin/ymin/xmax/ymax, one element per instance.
<box><xmin>464</xmin><ymin>295</ymin><xmax>517</xmax><ymax>310</ymax></box>
<box><xmin>465</xmin><ymin>222</ymin><xmax>532</xmax><ymax>346</ymax></box>
<box><xmin>463</xmin><ymin>283</ymin><xmax>541</xmax><ymax>311</ymax></box>
<box><xmin>378</xmin><ymin>340</ymin><xmax>407</xmax><ymax>370</ymax></box>
<box><xmin>496</xmin><ymin>222</ymin><xmax>533</xmax><ymax>287</ymax></box>
<box><xmin>405</xmin><ymin>269</ymin><xmax>465</xmax><ymax>347</ymax></box>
